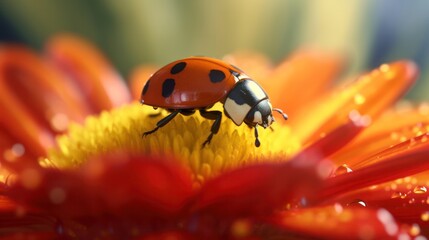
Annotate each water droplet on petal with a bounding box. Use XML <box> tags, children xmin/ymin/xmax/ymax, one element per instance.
<box><xmin>410</xmin><ymin>223</ymin><xmax>421</xmax><ymax>236</ymax></box>
<box><xmin>334</xmin><ymin>203</ymin><xmax>343</xmax><ymax>213</ymax></box>
<box><xmin>414</xmin><ymin>186</ymin><xmax>427</xmax><ymax>194</ymax></box>
<box><xmin>334</xmin><ymin>164</ymin><xmax>353</xmax><ymax>176</ymax></box>
<box><xmin>391</xmin><ymin>192</ymin><xmax>407</xmax><ymax>199</ymax></box>
<box><xmin>347</xmin><ymin>199</ymin><xmax>367</xmax><ymax>207</ymax></box>
<box><xmin>421</xmin><ymin>211</ymin><xmax>429</xmax><ymax>221</ymax></box>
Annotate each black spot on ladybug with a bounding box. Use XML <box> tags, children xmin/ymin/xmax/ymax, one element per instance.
<box><xmin>162</xmin><ymin>78</ymin><xmax>175</xmax><ymax>98</ymax></box>
<box><xmin>142</xmin><ymin>80</ymin><xmax>150</xmax><ymax>95</ymax></box>
<box><xmin>170</xmin><ymin>62</ymin><xmax>186</xmax><ymax>74</ymax></box>
<box><xmin>209</xmin><ymin>70</ymin><xmax>226</xmax><ymax>83</ymax></box>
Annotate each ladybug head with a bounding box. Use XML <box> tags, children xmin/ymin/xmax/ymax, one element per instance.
<box><xmin>244</xmin><ymin>99</ymin><xmax>274</xmax><ymax>128</ymax></box>
<box><xmin>223</xmin><ymin>79</ymin><xmax>288</xmax><ymax>128</ymax></box>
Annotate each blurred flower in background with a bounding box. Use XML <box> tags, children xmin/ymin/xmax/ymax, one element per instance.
<box><xmin>1</xmin><ymin>0</ymin><xmax>429</xmax><ymax>100</ymax></box>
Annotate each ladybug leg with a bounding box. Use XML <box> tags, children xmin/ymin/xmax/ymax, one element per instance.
<box><xmin>199</xmin><ymin>110</ymin><xmax>222</xmax><ymax>147</ymax></box>
<box><xmin>254</xmin><ymin>126</ymin><xmax>261</xmax><ymax>147</ymax></box>
<box><xmin>143</xmin><ymin>110</ymin><xmax>181</xmax><ymax>136</ymax></box>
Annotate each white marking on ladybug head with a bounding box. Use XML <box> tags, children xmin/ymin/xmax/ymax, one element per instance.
<box><xmin>247</xmin><ymin>81</ymin><xmax>267</xmax><ymax>100</ymax></box>
<box><xmin>253</xmin><ymin>111</ymin><xmax>263</xmax><ymax>125</ymax></box>
<box><xmin>224</xmin><ymin>97</ymin><xmax>251</xmax><ymax>126</ymax></box>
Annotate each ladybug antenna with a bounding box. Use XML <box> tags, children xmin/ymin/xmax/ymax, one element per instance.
<box><xmin>273</xmin><ymin>108</ymin><xmax>288</xmax><ymax>120</ymax></box>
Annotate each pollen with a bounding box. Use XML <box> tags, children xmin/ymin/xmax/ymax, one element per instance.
<box><xmin>41</xmin><ymin>102</ymin><xmax>300</xmax><ymax>180</ymax></box>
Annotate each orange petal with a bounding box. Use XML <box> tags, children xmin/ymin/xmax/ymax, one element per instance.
<box><xmin>319</xmin><ymin>138</ymin><xmax>429</xmax><ymax>201</ymax></box>
<box><xmin>128</xmin><ymin>64</ymin><xmax>159</xmax><ymax>101</ymax></box>
<box><xmin>269</xmin><ymin>206</ymin><xmax>412</xmax><ymax>239</ymax></box>
<box><xmin>291</xmin><ymin>61</ymin><xmax>418</xmax><ymax>146</ymax></box>
<box><xmin>0</xmin><ymin>127</ymin><xmax>39</xmax><ymax>171</ymax></box>
<box><xmin>45</xmin><ymin>34</ymin><xmax>131</xmax><ymax>112</ymax></box>
<box><xmin>0</xmin><ymin>46</ymin><xmax>64</xmax><ymax>156</ymax></box>
<box><xmin>332</xmin><ymin>105</ymin><xmax>429</xmax><ymax>167</ymax></box>
<box><xmin>222</xmin><ymin>52</ymin><xmax>274</xmax><ymax>82</ymax></box>
<box><xmin>262</xmin><ymin>49</ymin><xmax>343</xmax><ymax>116</ymax></box>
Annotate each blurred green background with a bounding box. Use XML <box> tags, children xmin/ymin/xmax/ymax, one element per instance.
<box><xmin>1</xmin><ymin>0</ymin><xmax>429</xmax><ymax>100</ymax></box>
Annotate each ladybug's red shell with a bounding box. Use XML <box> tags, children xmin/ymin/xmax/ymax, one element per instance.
<box><xmin>141</xmin><ymin>57</ymin><xmax>244</xmax><ymax>109</ymax></box>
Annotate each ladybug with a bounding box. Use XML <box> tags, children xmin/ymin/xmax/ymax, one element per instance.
<box><xmin>141</xmin><ymin>56</ymin><xmax>288</xmax><ymax>147</ymax></box>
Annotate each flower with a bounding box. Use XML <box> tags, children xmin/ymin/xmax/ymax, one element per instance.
<box><xmin>0</xmin><ymin>34</ymin><xmax>428</xmax><ymax>239</ymax></box>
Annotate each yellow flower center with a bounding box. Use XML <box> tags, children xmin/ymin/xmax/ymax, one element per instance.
<box><xmin>41</xmin><ymin>102</ymin><xmax>300</xmax><ymax>181</ymax></box>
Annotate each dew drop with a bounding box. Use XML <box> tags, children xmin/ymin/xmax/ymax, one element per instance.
<box><xmin>347</xmin><ymin>199</ymin><xmax>367</xmax><ymax>207</ymax></box>
<box><xmin>391</xmin><ymin>192</ymin><xmax>407</xmax><ymax>199</ymax></box>
<box><xmin>334</xmin><ymin>164</ymin><xmax>353</xmax><ymax>176</ymax></box>
<box><xmin>410</xmin><ymin>223</ymin><xmax>421</xmax><ymax>236</ymax></box>
<box><xmin>414</xmin><ymin>186</ymin><xmax>427</xmax><ymax>194</ymax></box>
<box><xmin>421</xmin><ymin>211</ymin><xmax>429</xmax><ymax>221</ymax></box>
<box><xmin>334</xmin><ymin>203</ymin><xmax>343</xmax><ymax>213</ymax></box>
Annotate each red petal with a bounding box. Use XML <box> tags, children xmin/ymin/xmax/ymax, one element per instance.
<box><xmin>137</xmin><ymin>231</ymin><xmax>199</xmax><ymax>240</ymax></box>
<box><xmin>8</xmin><ymin>154</ymin><xmax>194</xmax><ymax>220</ymax></box>
<box><xmin>0</xmin><ymin>232</ymin><xmax>58</xmax><ymax>240</ymax></box>
<box><xmin>268</xmin><ymin>206</ymin><xmax>411</xmax><ymax>239</ymax></box>
<box><xmin>322</xmin><ymin>176</ymin><xmax>429</xmax><ymax>229</ymax></box>
<box><xmin>319</xmin><ymin>136</ymin><xmax>429</xmax><ymax>202</ymax></box>
<box><xmin>191</xmin><ymin>157</ymin><xmax>323</xmax><ymax>218</ymax></box>
<box><xmin>332</xmin><ymin>106</ymin><xmax>429</xmax><ymax>167</ymax></box>
<box><xmin>295</xmin><ymin>114</ymin><xmax>365</xmax><ymax>159</ymax></box>
<box><xmin>0</xmin><ymin>196</ymin><xmax>55</xmax><ymax>236</ymax></box>
<box><xmin>292</xmin><ymin>61</ymin><xmax>418</xmax><ymax>146</ymax></box>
